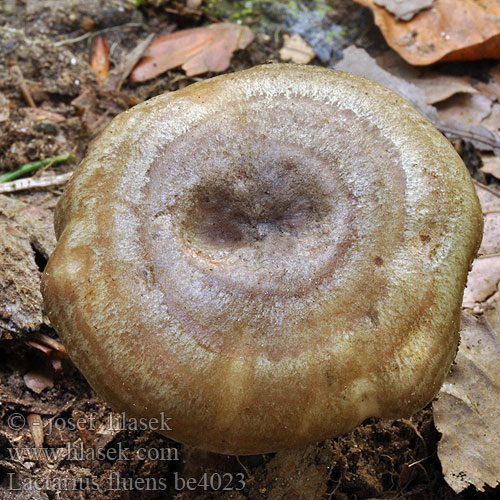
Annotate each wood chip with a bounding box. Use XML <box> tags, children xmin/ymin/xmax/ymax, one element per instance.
<box><xmin>27</xmin><ymin>414</ymin><xmax>44</xmax><ymax>448</ymax></box>
<box><xmin>279</xmin><ymin>34</ymin><xmax>315</xmax><ymax>64</ymax></box>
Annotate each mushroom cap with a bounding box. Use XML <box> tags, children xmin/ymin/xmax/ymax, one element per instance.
<box><xmin>42</xmin><ymin>64</ymin><xmax>483</xmax><ymax>455</ymax></box>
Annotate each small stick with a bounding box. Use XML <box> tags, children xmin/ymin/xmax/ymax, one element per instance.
<box><xmin>0</xmin><ymin>172</ymin><xmax>72</xmax><ymax>194</ymax></box>
<box><xmin>473</xmin><ymin>178</ymin><xmax>500</xmax><ymax>199</ymax></box>
<box><xmin>0</xmin><ymin>153</ymin><xmax>75</xmax><ymax>184</ymax></box>
<box><xmin>10</xmin><ymin>64</ymin><xmax>36</xmax><ymax>108</ymax></box>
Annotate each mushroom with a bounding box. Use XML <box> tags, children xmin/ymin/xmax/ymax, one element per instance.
<box><xmin>41</xmin><ymin>64</ymin><xmax>483</xmax><ymax>455</ymax></box>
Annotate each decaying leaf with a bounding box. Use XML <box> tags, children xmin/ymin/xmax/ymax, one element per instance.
<box><xmin>433</xmin><ymin>313</ymin><xmax>500</xmax><ymax>493</ymax></box>
<box><xmin>24</xmin><ymin>365</ymin><xmax>55</xmax><ymax>394</ymax></box>
<box><xmin>279</xmin><ymin>34</ymin><xmax>315</xmax><ymax>64</ymax></box>
<box><xmin>90</xmin><ymin>35</ymin><xmax>110</xmax><ymax>82</ymax></box>
<box><xmin>0</xmin><ymin>195</ymin><xmax>55</xmax><ymax>339</ymax></box>
<box><xmin>335</xmin><ymin>46</ymin><xmax>438</xmax><ymax>119</ymax></box>
<box><xmin>355</xmin><ymin>0</ymin><xmax>500</xmax><ymax>65</ymax></box>
<box><xmin>376</xmin><ymin>51</ymin><xmax>477</xmax><ymax>104</ymax></box>
<box><xmin>475</xmin><ymin>178</ymin><xmax>500</xmax><ymax>213</ymax></box>
<box><xmin>374</xmin><ymin>0</ymin><xmax>433</xmax><ymax>20</ymax></box>
<box><xmin>336</xmin><ymin>46</ymin><xmax>500</xmax><ymax>154</ymax></box>
<box><xmin>436</xmin><ymin>94</ymin><xmax>493</xmax><ymax>127</ymax></box>
<box><xmin>463</xmin><ymin>256</ymin><xmax>500</xmax><ymax>306</ymax></box>
<box><xmin>130</xmin><ymin>23</ymin><xmax>254</xmax><ymax>81</ymax></box>
<box><xmin>463</xmin><ymin>182</ymin><xmax>500</xmax><ymax>308</ymax></box>
<box><xmin>481</xmin><ymin>154</ymin><xmax>500</xmax><ymax>180</ymax></box>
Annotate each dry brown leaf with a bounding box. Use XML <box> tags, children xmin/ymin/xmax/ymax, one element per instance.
<box><xmin>24</xmin><ymin>367</ymin><xmax>54</xmax><ymax>394</ymax></box>
<box><xmin>480</xmin><ymin>102</ymin><xmax>500</xmax><ymax>132</ymax></box>
<box><xmin>376</xmin><ymin>51</ymin><xmax>477</xmax><ymax>104</ymax></box>
<box><xmin>433</xmin><ymin>313</ymin><xmax>500</xmax><ymax>493</ymax></box>
<box><xmin>475</xmin><ymin>181</ymin><xmax>500</xmax><ymax>212</ymax></box>
<box><xmin>410</xmin><ymin>75</ymin><xmax>477</xmax><ymax>105</ymax></box>
<box><xmin>436</xmin><ymin>94</ymin><xmax>493</xmax><ymax>127</ymax></box>
<box><xmin>335</xmin><ymin>46</ymin><xmax>437</xmax><ymax>119</ymax></box>
<box><xmin>354</xmin><ymin>0</ymin><xmax>500</xmax><ymax>65</ymax></box>
<box><xmin>463</xmin><ymin>256</ymin><xmax>500</xmax><ymax>306</ymax></box>
<box><xmin>279</xmin><ymin>34</ymin><xmax>315</xmax><ymax>64</ymax></box>
<box><xmin>484</xmin><ymin>292</ymin><xmax>500</xmax><ymax>332</ymax></box>
<box><xmin>463</xmin><ymin>182</ymin><xmax>500</xmax><ymax>308</ymax></box>
<box><xmin>374</xmin><ymin>0</ymin><xmax>433</xmax><ymax>20</ymax></box>
<box><xmin>130</xmin><ymin>23</ymin><xmax>254</xmax><ymax>81</ymax></box>
<box><xmin>90</xmin><ymin>35</ymin><xmax>110</xmax><ymax>82</ymax></box>
<box><xmin>337</xmin><ymin>46</ymin><xmax>500</xmax><ymax>154</ymax></box>
<box><xmin>481</xmin><ymin>154</ymin><xmax>500</xmax><ymax>180</ymax></box>
<box><xmin>482</xmin><ymin>213</ymin><xmax>500</xmax><ymax>254</ymax></box>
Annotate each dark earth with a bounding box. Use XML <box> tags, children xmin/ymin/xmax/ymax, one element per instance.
<box><xmin>0</xmin><ymin>1</ymin><xmax>498</xmax><ymax>499</ymax></box>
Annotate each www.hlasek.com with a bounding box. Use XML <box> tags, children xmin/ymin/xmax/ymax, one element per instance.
<box><xmin>7</xmin><ymin>471</ymin><xmax>246</xmax><ymax>493</ymax></box>
<box><xmin>8</xmin><ymin>441</ymin><xmax>179</xmax><ymax>462</ymax></box>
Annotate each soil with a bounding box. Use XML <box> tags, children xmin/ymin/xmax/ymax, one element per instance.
<box><xmin>0</xmin><ymin>1</ymin><xmax>498</xmax><ymax>499</ymax></box>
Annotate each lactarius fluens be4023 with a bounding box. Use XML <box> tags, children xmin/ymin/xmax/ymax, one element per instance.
<box><xmin>42</xmin><ymin>64</ymin><xmax>483</xmax><ymax>455</ymax></box>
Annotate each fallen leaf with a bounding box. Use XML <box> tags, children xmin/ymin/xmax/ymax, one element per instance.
<box><xmin>279</xmin><ymin>34</ymin><xmax>315</xmax><ymax>64</ymax></box>
<box><xmin>355</xmin><ymin>0</ymin><xmax>500</xmax><ymax>65</ymax></box>
<box><xmin>436</xmin><ymin>94</ymin><xmax>493</xmax><ymax>127</ymax></box>
<box><xmin>336</xmin><ymin>46</ymin><xmax>438</xmax><ymax>119</ymax></box>
<box><xmin>475</xmin><ymin>180</ymin><xmax>500</xmax><ymax>212</ymax></box>
<box><xmin>130</xmin><ymin>23</ymin><xmax>254</xmax><ymax>81</ymax></box>
<box><xmin>336</xmin><ymin>46</ymin><xmax>500</xmax><ymax>154</ymax></box>
<box><xmin>376</xmin><ymin>51</ymin><xmax>477</xmax><ymax>104</ymax></box>
<box><xmin>410</xmin><ymin>75</ymin><xmax>477</xmax><ymax>105</ymax></box>
<box><xmin>485</xmin><ymin>294</ymin><xmax>500</xmax><ymax>332</ymax></box>
<box><xmin>374</xmin><ymin>0</ymin><xmax>433</xmax><ymax>20</ymax></box>
<box><xmin>434</xmin><ymin>313</ymin><xmax>500</xmax><ymax>493</ymax></box>
<box><xmin>480</xmin><ymin>102</ymin><xmax>500</xmax><ymax>131</ymax></box>
<box><xmin>463</xmin><ymin>256</ymin><xmax>500</xmax><ymax>306</ymax></box>
<box><xmin>463</xmin><ymin>182</ymin><xmax>500</xmax><ymax>308</ymax></box>
<box><xmin>481</xmin><ymin>154</ymin><xmax>500</xmax><ymax>180</ymax></box>
<box><xmin>482</xmin><ymin>212</ymin><xmax>500</xmax><ymax>254</ymax></box>
<box><xmin>90</xmin><ymin>35</ymin><xmax>110</xmax><ymax>82</ymax></box>
<box><xmin>24</xmin><ymin>367</ymin><xmax>54</xmax><ymax>394</ymax></box>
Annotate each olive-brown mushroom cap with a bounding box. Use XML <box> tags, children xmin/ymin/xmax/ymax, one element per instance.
<box><xmin>42</xmin><ymin>64</ymin><xmax>483</xmax><ymax>455</ymax></box>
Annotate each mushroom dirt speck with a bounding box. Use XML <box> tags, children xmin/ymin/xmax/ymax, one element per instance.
<box><xmin>41</xmin><ymin>64</ymin><xmax>483</xmax><ymax>455</ymax></box>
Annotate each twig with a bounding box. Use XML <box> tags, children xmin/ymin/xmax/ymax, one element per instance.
<box><xmin>10</xmin><ymin>64</ymin><xmax>36</xmax><ymax>108</ymax></box>
<box><xmin>0</xmin><ymin>154</ymin><xmax>75</xmax><ymax>183</ymax></box>
<box><xmin>0</xmin><ymin>172</ymin><xmax>72</xmax><ymax>194</ymax></box>
<box><xmin>477</xmin><ymin>252</ymin><xmax>500</xmax><ymax>259</ymax></box>
<box><xmin>472</xmin><ymin>178</ymin><xmax>500</xmax><ymax>199</ymax></box>
<box><xmin>54</xmin><ymin>22</ymin><xmax>143</xmax><ymax>47</ymax></box>
<box><xmin>236</xmin><ymin>456</ymin><xmax>253</xmax><ymax>484</ymax></box>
